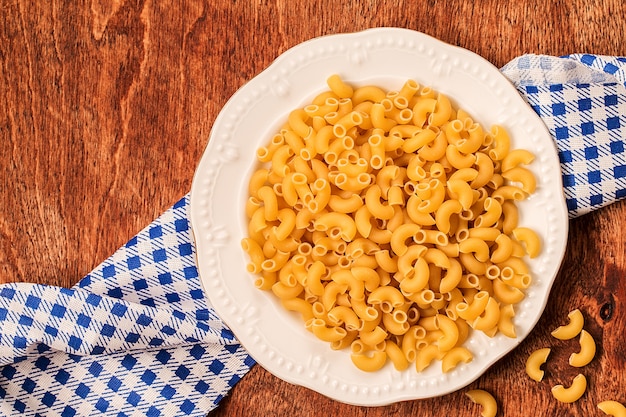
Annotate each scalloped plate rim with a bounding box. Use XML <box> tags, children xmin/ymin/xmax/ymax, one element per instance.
<box><xmin>189</xmin><ymin>27</ymin><xmax>569</xmax><ymax>406</ymax></box>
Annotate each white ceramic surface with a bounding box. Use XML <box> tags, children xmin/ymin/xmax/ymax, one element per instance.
<box><xmin>190</xmin><ymin>27</ymin><xmax>569</xmax><ymax>406</ymax></box>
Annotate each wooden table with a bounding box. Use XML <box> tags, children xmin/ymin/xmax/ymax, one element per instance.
<box><xmin>2</xmin><ymin>1</ymin><xmax>625</xmax><ymax>416</ymax></box>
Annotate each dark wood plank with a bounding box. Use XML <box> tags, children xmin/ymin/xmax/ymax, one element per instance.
<box><xmin>1</xmin><ymin>1</ymin><xmax>625</xmax><ymax>416</ymax></box>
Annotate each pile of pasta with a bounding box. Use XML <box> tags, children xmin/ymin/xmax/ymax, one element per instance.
<box><xmin>242</xmin><ymin>75</ymin><xmax>541</xmax><ymax>373</ymax></box>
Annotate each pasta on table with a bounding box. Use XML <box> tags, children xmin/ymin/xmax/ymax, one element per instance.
<box><xmin>242</xmin><ymin>75</ymin><xmax>540</xmax><ymax>373</ymax></box>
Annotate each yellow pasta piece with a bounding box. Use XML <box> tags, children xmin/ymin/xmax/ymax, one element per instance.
<box><xmin>456</xmin><ymin>291</ymin><xmax>490</xmax><ymax>321</ymax></box>
<box><xmin>370</xmin><ymin>102</ymin><xmax>397</xmax><ymax>131</ymax></box>
<box><xmin>525</xmin><ymin>347</ymin><xmax>550</xmax><ymax>382</ymax></box>
<box><xmin>465</xmin><ymin>389</ymin><xmax>498</xmax><ymax>417</ymax></box>
<box><xmin>351</xmin><ymin>297</ymin><xmax>379</xmax><ymax>322</ymax></box>
<box><xmin>359</xmin><ymin>324</ymin><xmax>387</xmax><ymax>347</ymax></box>
<box><xmin>415</xmin><ymin>344</ymin><xmax>442</xmax><ymax>372</ymax></box>
<box><xmin>333</xmin><ymin>111</ymin><xmax>364</xmax><ymax>138</ymax></box>
<box><xmin>497</xmin><ymin>303</ymin><xmax>517</xmax><ymax>338</ymax></box>
<box><xmin>326</xmin><ymin>74</ymin><xmax>353</xmax><ymax>98</ymax></box>
<box><xmin>330</xmin><ymin>330</ymin><xmax>358</xmax><ymax>351</ymax></box>
<box><xmin>390</xmin><ymin>223</ymin><xmax>421</xmax><ymax>256</ymax></box>
<box><xmin>305</xmin><ymin>97</ymin><xmax>339</xmax><ymax>117</ymax></box>
<box><xmin>459</xmin><ymin>251</ymin><xmax>488</xmax><ymax>276</ymax></box>
<box><xmin>397</xmin><ymin>79</ymin><xmax>420</xmax><ymax>101</ymax></box>
<box><xmin>471</xmin><ymin>296</ymin><xmax>500</xmax><ymax>331</ymax></box>
<box><xmin>308</xmin><ymin>318</ymin><xmax>347</xmax><ymax>343</ymax></box>
<box><xmin>382</xmin><ymin>310</ymin><xmax>410</xmax><ymax>335</ymax></box>
<box><xmin>368</xmin><ymin>286</ymin><xmax>405</xmax><ymax>309</ymax></box>
<box><xmin>352</xmin><ymin>85</ymin><xmax>386</xmax><ymax>104</ymax></box>
<box><xmin>423</xmin><ymin>247</ymin><xmax>451</xmax><ymax>269</ymax></box>
<box><xmin>447</xmin><ymin>179</ymin><xmax>474</xmax><ymax>210</ymax></box>
<box><xmin>475</xmin><ymin>197</ymin><xmax>502</xmax><ymax>229</ymax></box>
<box><xmin>351</xmin><ymin>265</ymin><xmax>380</xmax><ymax>291</ymax></box>
<box><xmin>304</xmin><ymin>261</ymin><xmax>326</xmax><ymax>296</ymax></box>
<box><xmin>415</xmin><ymin>229</ymin><xmax>448</xmax><ymax>246</ymax></box>
<box><xmin>492</xmin><ymin>185</ymin><xmax>526</xmax><ymax>203</ymax></box>
<box><xmin>364</xmin><ymin>184</ymin><xmax>395</xmax><ymax>219</ymax></box>
<box><xmin>435</xmin><ymin>314</ymin><xmax>459</xmax><ymax>352</ymax></box>
<box><xmin>418</xmin><ymin>131</ymin><xmax>447</xmax><ymax>161</ymax></box>
<box><xmin>261</xmin><ymin>249</ymin><xmax>290</xmax><ymax>273</ymax></box>
<box><xmin>459</xmin><ymin>122</ymin><xmax>484</xmax><ymax>155</ymax></box>
<box><xmin>273</xmin><ymin>208</ymin><xmax>297</xmax><ymax>240</ymax></box>
<box><xmin>551</xmin><ymin>308</ymin><xmax>584</xmax><ymax>340</ymax></box>
<box><xmin>241</xmin><ymin>238</ymin><xmax>265</xmax><ymax>274</ymax></box>
<box><xmin>512</xmin><ymin>227</ymin><xmax>541</xmax><ymax>258</ymax></box>
<box><xmin>569</xmin><ymin>329</ymin><xmax>596</xmax><ymax>367</ymax></box>
<box><xmin>328</xmin><ymin>305</ymin><xmax>361</xmax><ymax>331</ymax></box>
<box><xmin>281</xmin><ymin>298</ymin><xmax>314</xmax><ymax>322</ymax></box>
<box><xmin>472</xmin><ymin>152</ymin><xmax>495</xmax><ymax>189</ymax></box>
<box><xmin>502</xmin><ymin>166</ymin><xmax>537</xmax><ymax>193</ymax></box>
<box><xmin>459</xmin><ymin>237</ymin><xmax>490</xmax><ymax>263</ymax></box>
<box><xmin>334</xmin><ymin>171</ymin><xmax>372</xmax><ymax>192</ymax></box>
<box><xmin>321</xmin><ymin>281</ymin><xmax>347</xmax><ymax>311</ymax></box>
<box><xmin>406</xmin><ymin>195</ymin><xmax>437</xmax><ymax>226</ymax></box>
<box><xmin>493</xmin><ymin>278</ymin><xmax>525</xmax><ymax>305</ymax></box>
<box><xmin>313</xmin><ymin>212</ymin><xmax>357</xmax><ymax>241</ymax></box>
<box><xmin>257</xmin><ymin>186</ymin><xmax>279</xmax><ymax>221</ymax></box>
<box><xmin>271</xmin><ymin>281</ymin><xmax>303</xmax><ymax>300</ymax></box>
<box><xmin>446</xmin><ymin>143</ymin><xmax>476</xmax><ymax>169</ymax></box>
<box><xmin>501</xmin><ymin>149</ymin><xmax>535</xmax><ymax>171</ymax></box>
<box><xmin>441</xmin><ymin>346</ymin><xmax>473</xmax><ymax>372</ymax></box>
<box><xmin>435</xmin><ymin>199</ymin><xmax>463</xmax><ymax>234</ymax></box>
<box><xmin>331</xmin><ymin>270</ymin><xmax>365</xmax><ymax>300</ymax></box>
<box><xmin>327</xmin><ymin>193</ymin><xmax>363</xmax><ymax>214</ymax></box>
<box><xmin>444</xmin><ymin>118</ymin><xmax>464</xmax><ymax>146</ymax></box>
<box><xmin>429</xmin><ymin>93</ymin><xmax>452</xmax><ymax>127</ymax></box>
<box><xmin>551</xmin><ymin>374</ymin><xmax>587</xmax><ymax>403</ymax></box>
<box><xmin>385</xmin><ymin>340</ymin><xmax>410</xmax><ymax>371</ymax></box>
<box><xmin>350</xmin><ymin>350</ymin><xmax>387</xmax><ymax>372</ymax></box>
<box><xmin>490</xmin><ymin>233</ymin><xmax>514</xmax><ymax>263</ymax></box>
<box><xmin>439</xmin><ymin>258</ymin><xmax>463</xmax><ymax>294</ymax></box>
<box><xmin>412</xmin><ymin>97</ymin><xmax>436</xmax><ymax>127</ymax></box>
<box><xmin>487</xmin><ymin>125</ymin><xmax>510</xmax><ymax>161</ymax></box>
<box><xmin>598</xmin><ymin>401</ymin><xmax>626</xmax><ymax>417</ymax></box>
<box><xmin>399</xmin><ymin>258</ymin><xmax>430</xmax><ymax>294</ymax></box>
<box><xmin>501</xmin><ymin>200</ymin><xmax>519</xmax><ymax>234</ymax></box>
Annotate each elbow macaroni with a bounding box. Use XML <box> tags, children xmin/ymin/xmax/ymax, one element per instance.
<box><xmin>551</xmin><ymin>308</ymin><xmax>584</xmax><ymax>340</ymax></box>
<box><xmin>242</xmin><ymin>75</ymin><xmax>540</xmax><ymax>373</ymax></box>
<box><xmin>525</xmin><ymin>347</ymin><xmax>551</xmax><ymax>382</ymax></box>
<box><xmin>598</xmin><ymin>401</ymin><xmax>626</xmax><ymax>417</ymax></box>
<box><xmin>569</xmin><ymin>329</ymin><xmax>596</xmax><ymax>367</ymax></box>
<box><xmin>523</xmin><ymin>306</ymin><xmax>604</xmax><ymax>410</ymax></box>
<box><xmin>551</xmin><ymin>373</ymin><xmax>587</xmax><ymax>403</ymax></box>
<box><xmin>465</xmin><ymin>389</ymin><xmax>498</xmax><ymax>417</ymax></box>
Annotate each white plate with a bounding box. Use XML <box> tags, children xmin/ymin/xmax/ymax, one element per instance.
<box><xmin>190</xmin><ymin>27</ymin><xmax>568</xmax><ymax>406</ymax></box>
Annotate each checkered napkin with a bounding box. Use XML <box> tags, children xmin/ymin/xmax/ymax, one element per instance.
<box><xmin>501</xmin><ymin>54</ymin><xmax>626</xmax><ymax>217</ymax></box>
<box><xmin>0</xmin><ymin>196</ymin><xmax>255</xmax><ymax>416</ymax></box>
<box><xmin>1</xmin><ymin>53</ymin><xmax>625</xmax><ymax>417</ymax></box>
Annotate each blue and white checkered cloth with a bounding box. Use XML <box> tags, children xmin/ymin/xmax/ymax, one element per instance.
<box><xmin>502</xmin><ymin>54</ymin><xmax>626</xmax><ymax>217</ymax></box>
<box><xmin>1</xmin><ymin>54</ymin><xmax>625</xmax><ymax>416</ymax></box>
<box><xmin>0</xmin><ymin>196</ymin><xmax>255</xmax><ymax>416</ymax></box>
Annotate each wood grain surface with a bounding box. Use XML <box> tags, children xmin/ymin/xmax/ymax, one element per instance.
<box><xmin>2</xmin><ymin>1</ymin><xmax>625</xmax><ymax>416</ymax></box>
